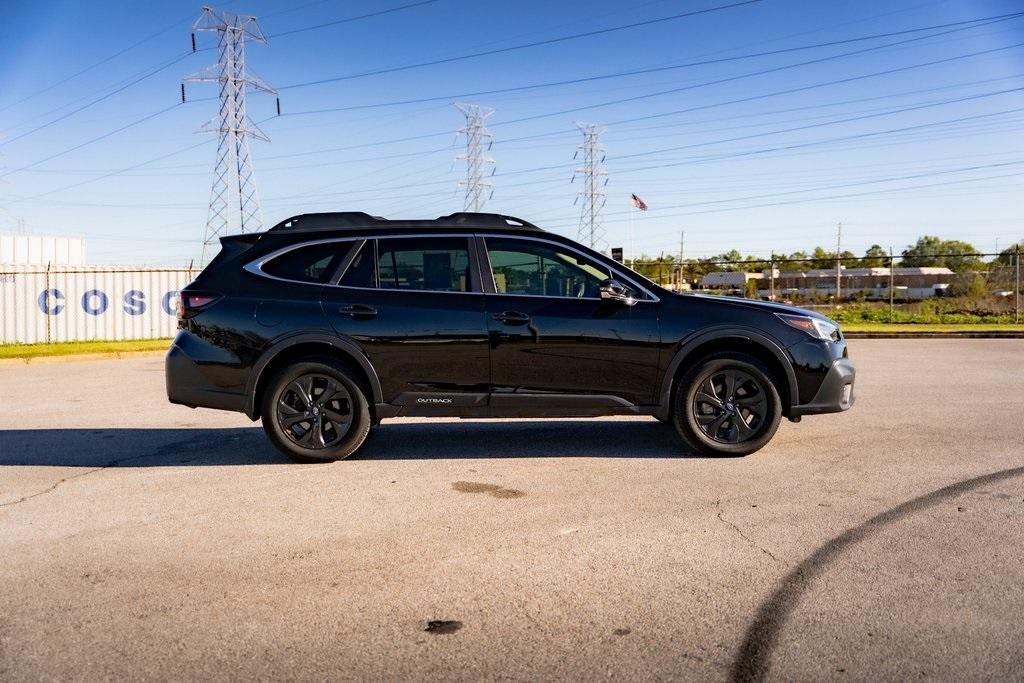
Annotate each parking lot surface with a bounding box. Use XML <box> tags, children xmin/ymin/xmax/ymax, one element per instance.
<box><xmin>1</xmin><ymin>340</ymin><xmax>1022</xmax><ymax>681</ymax></box>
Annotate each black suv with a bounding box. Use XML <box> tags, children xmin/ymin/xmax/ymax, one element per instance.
<box><xmin>166</xmin><ymin>212</ymin><xmax>854</xmax><ymax>461</ymax></box>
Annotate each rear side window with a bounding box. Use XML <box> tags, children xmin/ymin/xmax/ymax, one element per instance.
<box><xmin>339</xmin><ymin>241</ymin><xmax>376</xmax><ymax>288</ymax></box>
<box><xmin>342</xmin><ymin>237</ymin><xmax>472</xmax><ymax>292</ymax></box>
<box><xmin>262</xmin><ymin>243</ymin><xmax>345</xmax><ymax>283</ymax></box>
<box><xmin>376</xmin><ymin>238</ymin><xmax>471</xmax><ymax>292</ymax></box>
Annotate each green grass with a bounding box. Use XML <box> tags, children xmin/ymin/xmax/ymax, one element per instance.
<box><xmin>2</xmin><ymin>322</ymin><xmax>1022</xmax><ymax>359</ymax></box>
<box><xmin>0</xmin><ymin>338</ymin><xmax>172</xmax><ymax>360</ymax></box>
<box><xmin>841</xmin><ymin>323</ymin><xmax>1022</xmax><ymax>333</ymax></box>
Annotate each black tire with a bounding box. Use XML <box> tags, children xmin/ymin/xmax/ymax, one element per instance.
<box><xmin>671</xmin><ymin>352</ymin><xmax>782</xmax><ymax>457</ymax></box>
<box><xmin>261</xmin><ymin>359</ymin><xmax>372</xmax><ymax>463</ymax></box>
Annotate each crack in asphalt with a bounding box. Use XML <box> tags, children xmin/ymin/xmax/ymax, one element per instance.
<box><xmin>729</xmin><ymin>464</ymin><xmax>1024</xmax><ymax>683</ymax></box>
<box><xmin>0</xmin><ymin>433</ymin><xmax>235</xmax><ymax>510</ymax></box>
<box><xmin>714</xmin><ymin>499</ymin><xmax>782</xmax><ymax>564</ymax></box>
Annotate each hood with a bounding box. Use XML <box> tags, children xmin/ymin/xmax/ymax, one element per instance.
<box><xmin>675</xmin><ymin>292</ymin><xmax>837</xmax><ymax>322</ymax></box>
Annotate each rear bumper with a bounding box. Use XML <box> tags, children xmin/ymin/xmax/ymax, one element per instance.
<box><xmin>165</xmin><ymin>337</ymin><xmax>247</xmax><ymax>413</ymax></box>
<box><xmin>790</xmin><ymin>357</ymin><xmax>855</xmax><ymax>416</ymax></box>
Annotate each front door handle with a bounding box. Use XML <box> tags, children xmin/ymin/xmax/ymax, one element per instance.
<box><xmin>338</xmin><ymin>304</ymin><xmax>377</xmax><ymax>320</ymax></box>
<box><xmin>493</xmin><ymin>310</ymin><xmax>530</xmax><ymax>325</ymax></box>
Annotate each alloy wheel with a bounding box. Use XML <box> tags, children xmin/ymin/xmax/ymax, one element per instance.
<box><xmin>691</xmin><ymin>368</ymin><xmax>769</xmax><ymax>444</ymax></box>
<box><xmin>276</xmin><ymin>373</ymin><xmax>354</xmax><ymax>449</ymax></box>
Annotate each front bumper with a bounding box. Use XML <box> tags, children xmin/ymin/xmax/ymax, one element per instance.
<box><xmin>790</xmin><ymin>357</ymin><xmax>855</xmax><ymax>416</ymax></box>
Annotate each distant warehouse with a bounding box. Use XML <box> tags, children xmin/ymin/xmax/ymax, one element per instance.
<box><xmin>701</xmin><ymin>266</ymin><xmax>955</xmax><ymax>299</ymax></box>
<box><xmin>0</xmin><ymin>233</ymin><xmax>86</xmax><ymax>266</ymax></box>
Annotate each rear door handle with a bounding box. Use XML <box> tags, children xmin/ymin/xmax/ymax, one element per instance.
<box><xmin>493</xmin><ymin>310</ymin><xmax>530</xmax><ymax>325</ymax></box>
<box><xmin>338</xmin><ymin>304</ymin><xmax>377</xmax><ymax>320</ymax></box>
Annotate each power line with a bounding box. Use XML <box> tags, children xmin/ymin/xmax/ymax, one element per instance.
<box><xmin>0</xmin><ymin>13</ymin><xmax>194</xmax><ymax>114</ymax></box>
<box><xmin>277</xmin><ymin>11</ymin><xmax>1024</xmax><ymax>116</ymax></box>
<box><xmin>611</xmin><ymin>86</ymin><xmax>1024</xmax><ymax>162</ymax></box>
<box><xmin>0</xmin><ymin>51</ymin><xmax>193</xmax><ymax>149</ymax></box>
<box><xmin>0</xmin><ymin>102</ymin><xmax>187</xmax><ymax>181</ymax></box>
<box><xmin>604</xmin><ymin>106</ymin><xmax>1024</xmax><ymax>178</ymax></box>
<box><xmin>480</xmin><ymin>55</ymin><xmax>1024</xmax><ymax>178</ymax></box>
<box><xmin>276</xmin><ymin>0</ymin><xmax>764</xmax><ymax>90</ymax></box>
<box><xmin>3</xmin><ymin>139</ymin><xmax>212</xmax><ymax>206</ymax></box>
<box><xmin>31</xmin><ymin>72</ymin><xmax>1021</xmax><ymax>178</ymax></box>
<box><xmin>543</xmin><ymin>161</ymin><xmax>1024</xmax><ymax>230</ymax></box>
<box><xmin>490</xmin><ymin>25</ymin><xmax>1024</xmax><ymax>129</ymax></box>
<box><xmin>267</xmin><ymin>0</ymin><xmax>442</xmax><ymax>39</ymax></box>
<box><xmin>259</xmin><ymin>27</ymin><xmax>1024</xmax><ymax>167</ymax></box>
<box><xmin>0</xmin><ymin>0</ymin><xmax>428</xmax><ymax>139</ymax></box>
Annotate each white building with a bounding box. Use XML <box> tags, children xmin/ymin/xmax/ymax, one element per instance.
<box><xmin>701</xmin><ymin>266</ymin><xmax>956</xmax><ymax>299</ymax></box>
<box><xmin>0</xmin><ymin>234</ymin><xmax>86</xmax><ymax>266</ymax></box>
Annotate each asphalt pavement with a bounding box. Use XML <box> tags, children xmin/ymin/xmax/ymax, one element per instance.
<box><xmin>0</xmin><ymin>340</ymin><xmax>1022</xmax><ymax>681</ymax></box>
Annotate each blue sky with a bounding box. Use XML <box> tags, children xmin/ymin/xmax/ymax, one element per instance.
<box><xmin>1</xmin><ymin>0</ymin><xmax>1023</xmax><ymax>265</ymax></box>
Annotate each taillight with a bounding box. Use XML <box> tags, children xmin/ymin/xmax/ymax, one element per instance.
<box><xmin>179</xmin><ymin>292</ymin><xmax>221</xmax><ymax>319</ymax></box>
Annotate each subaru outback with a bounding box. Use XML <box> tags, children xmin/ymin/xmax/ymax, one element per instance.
<box><xmin>166</xmin><ymin>212</ymin><xmax>855</xmax><ymax>461</ymax></box>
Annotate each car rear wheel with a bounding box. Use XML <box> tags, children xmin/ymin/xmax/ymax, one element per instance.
<box><xmin>672</xmin><ymin>352</ymin><xmax>781</xmax><ymax>457</ymax></box>
<box><xmin>261</xmin><ymin>360</ymin><xmax>371</xmax><ymax>463</ymax></box>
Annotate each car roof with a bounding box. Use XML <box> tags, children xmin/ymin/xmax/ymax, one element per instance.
<box><xmin>265</xmin><ymin>212</ymin><xmax>543</xmax><ymax>235</ymax></box>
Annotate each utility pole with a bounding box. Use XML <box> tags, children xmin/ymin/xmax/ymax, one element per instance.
<box><xmin>186</xmin><ymin>6</ymin><xmax>276</xmax><ymax>265</ymax></box>
<box><xmin>835</xmin><ymin>221</ymin><xmax>842</xmax><ymax>303</ymax></box>
<box><xmin>454</xmin><ymin>103</ymin><xmax>495</xmax><ymax>212</ymax></box>
<box><xmin>1016</xmin><ymin>245</ymin><xmax>1020</xmax><ymax>324</ymax></box>
<box><xmin>677</xmin><ymin>230</ymin><xmax>685</xmax><ymax>289</ymax></box>
<box><xmin>573</xmin><ymin>122</ymin><xmax>608</xmax><ymax>251</ymax></box>
<box><xmin>889</xmin><ymin>246</ymin><xmax>895</xmax><ymax>323</ymax></box>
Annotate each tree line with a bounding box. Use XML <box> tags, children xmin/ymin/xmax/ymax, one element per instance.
<box><xmin>628</xmin><ymin>236</ymin><xmax>1024</xmax><ymax>282</ymax></box>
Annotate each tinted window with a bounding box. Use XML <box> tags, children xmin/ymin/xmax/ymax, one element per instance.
<box><xmin>263</xmin><ymin>243</ymin><xmax>343</xmax><ymax>283</ymax></box>
<box><xmin>375</xmin><ymin>238</ymin><xmax>472</xmax><ymax>292</ymax></box>
<box><xmin>486</xmin><ymin>238</ymin><xmax>610</xmax><ymax>298</ymax></box>
<box><xmin>339</xmin><ymin>241</ymin><xmax>376</xmax><ymax>288</ymax></box>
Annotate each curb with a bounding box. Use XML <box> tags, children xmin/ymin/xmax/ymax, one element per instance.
<box><xmin>845</xmin><ymin>332</ymin><xmax>1024</xmax><ymax>339</ymax></box>
<box><xmin>0</xmin><ymin>349</ymin><xmax>168</xmax><ymax>366</ymax></box>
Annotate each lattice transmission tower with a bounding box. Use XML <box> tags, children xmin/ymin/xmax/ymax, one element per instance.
<box><xmin>573</xmin><ymin>122</ymin><xmax>608</xmax><ymax>251</ymax></box>
<box><xmin>454</xmin><ymin>103</ymin><xmax>495</xmax><ymax>212</ymax></box>
<box><xmin>186</xmin><ymin>6</ymin><xmax>277</xmax><ymax>263</ymax></box>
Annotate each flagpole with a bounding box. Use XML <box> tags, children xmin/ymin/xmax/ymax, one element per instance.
<box><xmin>628</xmin><ymin>202</ymin><xmax>635</xmax><ymax>270</ymax></box>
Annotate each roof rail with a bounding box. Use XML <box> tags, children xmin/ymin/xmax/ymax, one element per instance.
<box><xmin>434</xmin><ymin>212</ymin><xmax>541</xmax><ymax>230</ymax></box>
<box><xmin>264</xmin><ymin>211</ymin><xmax>542</xmax><ymax>234</ymax></box>
<box><xmin>266</xmin><ymin>212</ymin><xmax>387</xmax><ymax>232</ymax></box>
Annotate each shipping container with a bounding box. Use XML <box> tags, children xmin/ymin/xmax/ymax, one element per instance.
<box><xmin>0</xmin><ymin>265</ymin><xmax>196</xmax><ymax>343</ymax></box>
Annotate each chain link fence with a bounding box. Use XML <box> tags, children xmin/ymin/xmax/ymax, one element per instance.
<box><xmin>629</xmin><ymin>248</ymin><xmax>1022</xmax><ymax>324</ymax></box>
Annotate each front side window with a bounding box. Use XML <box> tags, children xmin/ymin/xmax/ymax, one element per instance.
<box><xmin>485</xmin><ymin>237</ymin><xmax>613</xmax><ymax>298</ymax></box>
<box><xmin>340</xmin><ymin>237</ymin><xmax>472</xmax><ymax>292</ymax></box>
<box><xmin>262</xmin><ymin>243</ymin><xmax>345</xmax><ymax>283</ymax></box>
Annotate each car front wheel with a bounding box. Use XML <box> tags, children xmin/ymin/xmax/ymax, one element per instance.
<box><xmin>261</xmin><ymin>359</ymin><xmax>372</xmax><ymax>463</ymax></box>
<box><xmin>672</xmin><ymin>352</ymin><xmax>782</xmax><ymax>457</ymax></box>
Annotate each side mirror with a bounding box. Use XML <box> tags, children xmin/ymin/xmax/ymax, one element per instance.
<box><xmin>600</xmin><ymin>279</ymin><xmax>636</xmax><ymax>306</ymax></box>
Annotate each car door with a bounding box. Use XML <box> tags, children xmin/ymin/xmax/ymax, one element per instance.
<box><xmin>480</xmin><ymin>234</ymin><xmax>661</xmax><ymax>409</ymax></box>
<box><xmin>321</xmin><ymin>235</ymin><xmax>490</xmax><ymax>411</ymax></box>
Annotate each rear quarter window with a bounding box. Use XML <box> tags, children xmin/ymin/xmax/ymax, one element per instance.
<box><xmin>262</xmin><ymin>243</ymin><xmax>347</xmax><ymax>283</ymax></box>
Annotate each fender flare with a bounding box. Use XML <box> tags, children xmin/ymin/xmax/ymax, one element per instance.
<box><xmin>244</xmin><ymin>331</ymin><xmax>383</xmax><ymax>418</ymax></box>
<box><xmin>657</xmin><ymin>326</ymin><xmax>798</xmax><ymax>416</ymax></box>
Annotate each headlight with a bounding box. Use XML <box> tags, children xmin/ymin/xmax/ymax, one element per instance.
<box><xmin>776</xmin><ymin>313</ymin><xmax>840</xmax><ymax>341</ymax></box>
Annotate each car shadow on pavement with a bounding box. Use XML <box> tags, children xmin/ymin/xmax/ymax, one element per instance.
<box><xmin>358</xmin><ymin>420</ymin><xmax>701</xmax><ymax>460</ymax></box>
<box><xmin>0</xmin><ymin>420</ymin><xmax>707</xmax><ymax>467</ymax></box>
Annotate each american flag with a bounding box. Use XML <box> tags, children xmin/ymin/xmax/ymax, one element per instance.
<box><xmin>631</xmin><ymin>193</ymin><xmax>648</xmax><ymax>211</ymax></box>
